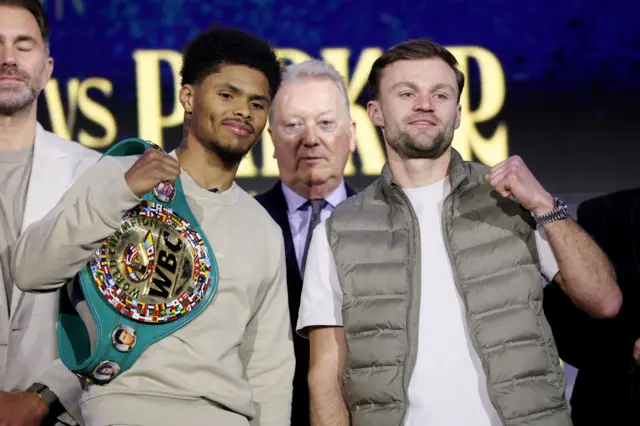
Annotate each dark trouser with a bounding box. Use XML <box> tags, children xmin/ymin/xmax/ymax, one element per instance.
<box><xmin>291</xmin><ymin>333</ymin><xmax>310</xmax><ymax>426</ymax></box>
<box><xmin>570</xmin><ymin>367</ymin><xmax>640</xmax><ymax>426</ymax></box>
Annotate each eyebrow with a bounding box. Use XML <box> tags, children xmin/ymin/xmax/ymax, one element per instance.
<box><xmin>217</xmin><ymin>83</ymin><xmax>271</xmax><ymax>104</ymax></box>
<box><xmin>432</xmin><ymin>83</ymin><xmax>456</xmax><ymax>93</ymax></box>
<box><xmin>390</xmin><ymin>81</ymin><xmax>419</xmax><ymax>92</ymax></box>
<box><xmin>390</xmin><ymin>81</ymin><xmax>456</xmax><ymax>93</ymax></box>
<box><xmin>0</xmin><ymin>34</ymin><xmax>38</xmax><ymax>44</ymax></box>
<box><xmin>15</xmin><ymin>35</ymin><xmax>37</xmax><ymax>44</ymax></box>
<box><xmin>281</xmin><ymin>110</ymin><xmax>338</xmax><ymax>122</ymax></box>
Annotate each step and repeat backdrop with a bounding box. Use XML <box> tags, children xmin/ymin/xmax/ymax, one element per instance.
<box><xmin>36</xmin><ymin>0</ymin><xmax>640</xmax><ymax>395</ymax></box>
<box><xmin>37</xmin><ymin>0</ymin><xmax>640</xmax><ymax>200</ymax></box>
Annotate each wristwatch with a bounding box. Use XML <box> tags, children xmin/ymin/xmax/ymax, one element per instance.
<box><xmin>532</xmin><ymin>197</ymin><xmax>570</xmax><ymax>225</ymax></box>
<box><xmin>26</xmin><ymin>382</ymin><xmax>65</xmax><ymax>419</ymax></box>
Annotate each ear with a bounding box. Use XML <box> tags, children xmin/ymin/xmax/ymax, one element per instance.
<box><xmin>367</xmin><ymin>100</ymin><xmax>384</xmax><ymax>128</ymax></box>
<box><xmin>454</xmin><ymin>103</ymin><xmax>462</xmax><ymax>129</ymax></box>
<box><xmin>179</xmin><ymin>85</ymin><xmax>195</xmax><ymax>115</ymax></box>
<box><xmin>348</xmin><ymin>119</ymin><xmax>357</xmax><ymax>153</ymax></box>
<box><xmin>44</xmin><ymin>56</ymin><xmax>54</xmax><ymax>83</ymax></box>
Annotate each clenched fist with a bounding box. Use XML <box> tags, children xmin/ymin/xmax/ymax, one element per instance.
<box><xmin>124</xmin><ymin>148</ymin><xmax>181</xmax><ymax>198</ymax></box>
<box><xmin>634</xmin><ymin>338</ymin><xmax>640</xmax><ymax>365</ymax></box>
<box><xmin>484</xmin><ymin>155</ymin><xmax>555</xmax><ymax>216</ymax></box>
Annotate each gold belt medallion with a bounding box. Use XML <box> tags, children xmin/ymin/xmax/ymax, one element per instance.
<box><xmin>90</xmin><ymin>201</ymin><xmax>212</xmax><ymax>324</ymax></box>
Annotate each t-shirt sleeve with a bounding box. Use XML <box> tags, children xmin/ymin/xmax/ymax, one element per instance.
<box><xmin>534</xmin><ymin>227</ymin><xmax>560</xmax><ymax>284</ymax></box>
<box><xmin>296</xmin><ymin>219</ymin><xmax>343</xmax><ymax>337</ymax></box>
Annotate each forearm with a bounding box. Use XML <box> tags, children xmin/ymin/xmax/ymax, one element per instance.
<box><xmin>12</xmin><ymin>157</ymin><xmax>140</xmax><ymax>292</ymax></box>
<box><xmin>309</xmin><ymin>372</ymin><xmax>349</xmax><ymax>426</ymax></box>
<box><xmin>543</xmin><ymin>218</ymin><xmax>622</xmax><ymax>318</ymax></box>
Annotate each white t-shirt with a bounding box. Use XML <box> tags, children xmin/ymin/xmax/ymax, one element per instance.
<box><xmin>297</xmin><ymin>178</ymin><xmax>560</xmax><ymax>426</ymax></box>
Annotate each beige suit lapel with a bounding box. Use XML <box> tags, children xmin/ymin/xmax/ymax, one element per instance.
<box><xmin>10</xmin><ymin>124</ymin><xmax>75</xmax><ymax>318</ymax></box>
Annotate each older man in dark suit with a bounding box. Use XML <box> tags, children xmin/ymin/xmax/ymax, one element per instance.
<box><xmin>544</xmin><ymin>189</ymin><xmax>640</xmax><ymax>425</ymax></box>
<box><xmin>256</xmin><ymin>60</ymin><xmax>357</xmax><ymax>426</ymax></box>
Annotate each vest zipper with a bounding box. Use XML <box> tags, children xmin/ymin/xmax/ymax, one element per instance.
<box><xmin>440</xmin><ymin>190</ymin><xmax>508</xmax><ymax>426</ymax></box>
<box><xmin>396</xmin><ymin>188</ymin><xmax>421</xmax><ymax>426</ymax></box>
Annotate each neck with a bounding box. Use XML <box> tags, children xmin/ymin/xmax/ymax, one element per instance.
<box><xmin>176</xmin><ymin>135</ymin><xmax>239</xmax><ymax>192</ymax></box>
<box><xmin>0</xmin><ymin>106</ymin><xmax>37</xmax><ymax>151</ymax></box>
<box><xmin>387</xmin><ymin>145</ymin><xmax>452</xmax><ymax>188</ymax></box>
<box><xmin>287</xmin><ymin>178</ymin><xmax>341</xmax><ymax>200</ymax></box>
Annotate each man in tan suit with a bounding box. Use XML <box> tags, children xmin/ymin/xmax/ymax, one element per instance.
<box><xmin>0</xmin><ymin>1</ymin><xmax>99</xmax><ymax>424</ymax></box>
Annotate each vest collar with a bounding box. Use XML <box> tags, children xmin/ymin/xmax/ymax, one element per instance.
<box><xmin>380</xmin><ymin>148</ymin><xmax>474</xmax><ymax>202</ymax></box>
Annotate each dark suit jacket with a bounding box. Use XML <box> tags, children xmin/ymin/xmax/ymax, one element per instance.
<box><xmin>255</xmin><ymin>181</ymin><xmax>356</xmax><ymax>426</ymax></box>
<box><xmin>543</xmin><ymin>189</ymin><xmax>640</xmax><ymax>425</ymax></box>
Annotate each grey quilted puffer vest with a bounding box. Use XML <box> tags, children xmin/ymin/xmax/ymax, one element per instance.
<box><xmin>325</xmin><ymin>149</ymin><xmax>571</xmax><ymax>426</ymax></box>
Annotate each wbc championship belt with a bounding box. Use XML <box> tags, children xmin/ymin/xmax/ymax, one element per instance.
<box><xmin>57</xmin><ymin>138</ymin><xmax>218</xmax><ymax>384</ymax></box>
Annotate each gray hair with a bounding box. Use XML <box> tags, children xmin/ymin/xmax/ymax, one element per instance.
<box><xmin>269</xmin><ymin>59</ymin><xmax>351</xmax><ymax>125</ymax></box>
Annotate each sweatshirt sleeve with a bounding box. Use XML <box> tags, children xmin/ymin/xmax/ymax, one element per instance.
<box><xmin>239</xmin><ymin>235</ymin><xmax>295</xmax><ymax>426</ymax></box>
<box><xmin>36</xmin><ymin>359</ymin><xmax>84</xmax><ymax>424</ymax></box>
<box><xmin>12</xmin><ymin>156</ymin><xmax>141</xmax><ymax>292</ymax></box>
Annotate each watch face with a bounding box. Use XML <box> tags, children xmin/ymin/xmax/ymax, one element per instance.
<box><xmin>556</xmin><ymin>198</ymin><xmax>568</xmax><ymax>212</ymax></box>
<box><xmin>553</xmin><ymin>198</ymin><xmax>569</xmax><ymax>216</ymax></box>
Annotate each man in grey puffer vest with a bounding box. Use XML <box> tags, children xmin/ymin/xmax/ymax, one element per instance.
<box><xmin>296</xmin><ymin>38</ymin><xmax>622</xmax><ymax>426</ymax></box>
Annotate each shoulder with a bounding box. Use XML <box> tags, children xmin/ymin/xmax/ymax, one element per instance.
<box><xmin>66</xmin><ymin>153</ymin><xmax>140</xmax><ymax>191</ymax></box>
<box><xmin>41</xmin><ymin>127</ymin><xmax>101</xmax><ymax>163</ymax></box>
<box><xmin>236</xmin><ymin>186</ymin><xmax>283</xmax><ymax>240</ymax></box>
<box><xmin>326</xmin><ymin>179</ymin><xmax>391</xmax><ymax>238</ymax></box>
<box><xmin>334</xmin><ymin>179</ymin><xmax>382</xmax><ymax>211</ymax></box>
<box><xmin>330</xmin><ymin>178</ymin><xmax>388</xmax><ymax>223</ymax></box>
<box><xmin>234</xmin><ymin>187</ymin><xmax>286</xmax><ymax>277</ymax></box>
<box><xmin>254</xmin><ymin>184</ymin><xmax>282</xmax><ymax>216</ymax></box>
<box><xmin>253</xmin><ymin>188</ymin><xmax>272</xmax><ymax>205</ymax></box>
<box><xmin>459</xmin><ymin>160</ymin><xmax>536</xmax><ymax>228</ymax></box>
<box><xmin>86</xmin><ymin>153</ymin><xmax>139</xmax><ymax>175</ymax></box>
<box><xmin>253</xmin><ymin>188</ymin><xmax>274</xmax><ymax>213</ymax></box>
<box><xmin>466</xmin><ymin>160</ymin><xmax>490</xmax><ymax>178</ymax></box>
<box><xmin>38</xmin><ymin>126</ymin><xmax>101</xmax><ymax>179</ymax></box>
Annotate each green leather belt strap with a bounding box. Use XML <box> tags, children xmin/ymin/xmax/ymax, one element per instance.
<box><xmin>57</xmin><ymin>138</ymin><xmax>218</xmax><ymax>384</ymax></box>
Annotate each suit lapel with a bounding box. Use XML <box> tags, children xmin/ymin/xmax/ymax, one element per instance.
<box><xmin>263</xmin><ymin>181</ymin><xmax>356</xmax><ymax>283</ymax></box>
<box><xmin>262</xmin><ymin>183</ymin><xmax>302</xmax><ymax>284</ymax></box>
<box><xmin>11</xmin><ymin>125</ymin><xmax>74</xmax><ymax>318</ymax></box>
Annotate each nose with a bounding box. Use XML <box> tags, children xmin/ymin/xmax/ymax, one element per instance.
<box><xmin>0</xmin><ymin>45</ymin><xmax>17</xmax><ymax>66</ymax></box>
<box><xmin>413</xmin><ymin>94</ymin><xmax>434</xmax><ymax>112</ymax></box>
<box><xmin>300</xmin><ymin>124</ymin><xmax>318</xmax><ymax>146</ymax></box>
<box><xmin>232</xmin><ymin>101</ymin><xmax>251</xmax><ymax>119</ymax></box>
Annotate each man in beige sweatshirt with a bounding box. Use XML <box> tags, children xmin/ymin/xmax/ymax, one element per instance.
<box><xmin>10</xmin><ymin>27</ymin><xmax>294</xmax><ymax>426</ymax></box>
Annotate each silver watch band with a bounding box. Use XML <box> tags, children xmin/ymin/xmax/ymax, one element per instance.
<box><xmin>531</xmin><ymin>197</ymin><xmax>569</xmax><ymax>225</ymax></box>
<box><xmin>532</xmin><ymin>197</ymin><xmax>569</xmax><ymax>225</ymax></box>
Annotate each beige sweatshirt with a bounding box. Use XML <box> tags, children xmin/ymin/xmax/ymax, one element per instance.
<box><xmin>11</xmin><ymin>153</ymin><xmax>295</xmax><ymax>426</ymax></box>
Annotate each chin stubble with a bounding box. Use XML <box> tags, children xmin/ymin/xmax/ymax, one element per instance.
<box><xmin>208</xmin><ymin>138</ymin><xmax>253</xmax><ymax>168</ymax></box>
<box><xmin>0</xmin><ymin>65</ymin><xmax>43</xmax><ymax>116</ymax></box>
<box><xmin>385</xmin><ymin>123</ymin><xmax>454</xmax><ymax>160</ymax></box>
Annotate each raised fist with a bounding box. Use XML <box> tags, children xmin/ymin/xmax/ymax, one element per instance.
<box><xmin>124</xmin><ymin>148</ymin><xmax>181</xmax><ymax>198</ymax></box>
<box><xmin>484</xmin><ymin>155</ymin><xmax>555</xmax><ymax>216</ymax></box>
